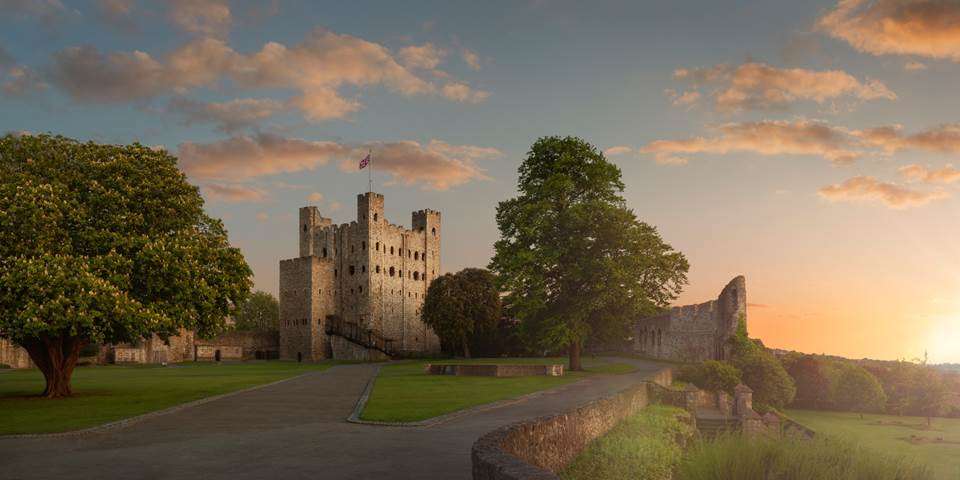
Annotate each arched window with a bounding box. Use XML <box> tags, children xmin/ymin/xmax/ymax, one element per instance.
<box><xmin>362</xmin><ymin>241</ymin><xmax>366</xmax><ymax>250</ymax></box>
<box><xmin>376</xmin><ymin>265</ymin><xmax>381</xmax><ymax>273</ymax></box>
<box><xmin>322</xmin><ymin>247</ymin><xmax>327</xmax><ymax>258</ymax></box>
<box><xmin>399</xmin><ymin>270</ymin><xmax>403</xmax><ymax>277</ymax></box>
<box><xmin>373</xmin><ymin>213</ymin><xmax>378</xmax><ymax>221</ymax></box>
<box><xmin>431</xmin><ymin>227</ymin><xmax>436</xmax><ymax>236</ymax></box>
<box><xmin>390</xmin><ymin>246</ymin><xmax>394</xmax><ymax>254</ymax></box>
<box><xmin>362</xmin><ymin>265</ymin><xmax>366</xmax><ymax>273</ymax></box>
<box><xmin>334</xmin><ymin>269</ymin><xmax>338</xmax><ymax>278</ymax></box>
<box><xmin>408</xmin><ymin>250</ymin><xmax>412</xmax><ymax>258</ymax></box>
<box><xmin>414</xmin><ymin>251</ymin><xmax>419</xmax><ymax>260</ymax></box>
<box><xmin>376</xmin><ymin>242</ymin><xmax>380</xmax><ymax>251</ymax></box>
<box><xmin>413</xmin><ymin>271</ymin><xmax>419</xmax><ymax>280</ymax></box>
<box><xmin>389</xmin><ymin>266</ymin><xmax>395</xmax><ymax>277</ymax></box>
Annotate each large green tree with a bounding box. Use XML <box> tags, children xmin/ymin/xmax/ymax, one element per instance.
<box><xmin>834</xmin><ymin>364</ymin><xmax>887</xmax><ymax>418</ymax></box>
<box><xmin>422</xmin><ymin>268</ymin><xmax>501</xmax><ymax>358</ymax></box>
<box><xmin>232</xmin><ymin>291</ymin><xmax>279</xmax><ymax>332</ymax></box>
<box><xmin>0</xmin><ymin>134</ymin><xmax>252</xmax><ymax>397</ymax></box>
<box><xmin>489</xmin><ymin>136</ymin><xmax>689</xmax><ymax>370</ymax></box>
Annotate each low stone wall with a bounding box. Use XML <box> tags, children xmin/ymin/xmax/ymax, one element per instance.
<box><xmin>330</xmin><ymin>335</ymin><xmax>389</xmax><ymax>361</ymax></box>
<box><xmin>472</xmin><ymin>381</ymin><xmax>657</xmax><ymax>480</ymax></box>
<box><xmin>196</xmin><ymin>330</ymin><xmax>279</xmax><ymax>360</ymax></box>
<box><xmin>0</xmin><ymin>339</ymin><xmax>32</xmax><ymax>368</ymax></box>
<box><xmin>426</xmin><ymin>364</ymin><xmax>564</xmax><ymax>377</ymax></box>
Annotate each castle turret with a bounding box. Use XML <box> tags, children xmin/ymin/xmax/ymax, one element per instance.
<box><xmin>413</xmin><ymin>209</ymin><xmax>441</xmax><ymax>286</ymax></box>
<box><xmin>357</xmin><ymin>192</ymin><xmax>384</xmax><ymax>227</ymax></box>
<box><xmin>299</xmin><ymin>206</ymin><xmax>332</xmax><ymax>257</ymax></box>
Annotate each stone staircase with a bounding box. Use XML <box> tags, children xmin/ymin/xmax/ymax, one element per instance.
<box><xmin>695</xmin><ymin>408</ymin><xmax>740</xmax><ymax>438</ymax></box>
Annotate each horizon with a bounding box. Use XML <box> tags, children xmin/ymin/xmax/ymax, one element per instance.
<box><xmin>2</xmin><ymin>0</ymin><xmax>959</xmax><ymax>363</ymax></box>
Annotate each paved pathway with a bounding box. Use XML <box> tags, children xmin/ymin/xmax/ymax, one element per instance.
<box><xmin>0</xmin><ymin>359</ymin><xmax>667</xmax><ymax>480</ymax></box>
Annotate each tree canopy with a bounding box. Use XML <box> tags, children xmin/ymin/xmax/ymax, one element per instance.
<box><xmin>489</xmin><ymin>136</ymin><xmax>689</xmax><ymax>369</ymax></box>
<box><xmin>422</xmin><ymin>268</ymin><xmax>501</xmax><ymax>358</ymax></box>
<box><xmin>834</xmin><ymin>364</ymin><xmax>887</xmax><ymax>417</ymax></box>
<box><xmin>0</xmin><ymin>134</ymin><xmax>252</xmax><ymax>397</ymax></box>
<box><xmin>232</xmin><ymin>291</ymin><xmax>279</xmax><ymax>332</ymax></box>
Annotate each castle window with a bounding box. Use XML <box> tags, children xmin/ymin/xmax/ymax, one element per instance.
<box><xmin>374</xmin><ymin>213</ymin><xmax>378</xmax><ymax>221</ymax></box>
<box><xmin>413</xmin><ymin>271</ymin><xmax>419</xmax><ymax>281</ymax></box>
<box><xmin>414</xmin><ymin>251</ymin><xmax>419</xmax><ymax>260</ymax></box>
<box><xmin>376</xmin><ymin>265</ymin><xmax>381</xmax><ymax>273</ymax></box>
<box><xmin>318</xmin><ymin>289</ymin><xmax>322</xmax><ymax>295</ymax></box>
<box><xmin>303</xmin><ymin>224</ymin><xmax>308</xmax><ymax>232</ymax></box>
<box><xmin>362</xmin><ymin>265</ymin><xmax>366</xmax><ymax>273</ymax></box>
<box><xmin>334</xmin><ymin>269</ymin><xmax>338</xmax><ymax>277</ymax></box>
<box><xmin>362</xmin><ymin>241</ymin><xmax>366</xmax><ymax>250</ymax></box>
<box><xmin>408</xmin><ymin>250</ymin><xmax>411</xmax><ymax>258</ymax></box>
<box><xmin>349</xmin><ymin>265</ymin><xmax>355</xmax><ymax>275</ymax></box>
<box><xmin>376</xmin><ymin>242</ymin><xmax>380</xmax><ymax>251</ymax></box>
<box><xmin>359</xmin><ymin>286</ymin><xmax>363</xmax><ymax>294</ymax></box>
<box><xmin>431</xmin><ymin>227</ymin><xmax>436</xmax><ymax>236</ymax></box>
<box><xmin>350</xmin><ymin>288</ymin><xmax>354</xmax><ymax>295</ymax></box>
<box><xmin>351</xmin><ymin>245</ymin><xmax>354</xmax><ymax>253</ymax></box>
<box><xmin>389</xmin><ymin>266</ymin><xmax>395</xmax><ymax>277</ymax></box>
<box><xmin>390</xmin><ymin>246</ymin><xmax>394</xmax><ymax>254</ymax></box>
<box><xmin>399</xmin><ymin>270</ymin><xmax>403</xmax><ymax>277</ymax></box>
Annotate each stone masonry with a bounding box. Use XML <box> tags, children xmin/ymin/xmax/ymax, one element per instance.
<box><xmin>278</xmin><ymin>192</ymin><xmax>442</xmax><ymax>361</ymax></box>
<box><xmin>632</xmin><ymin>276</ymin><xmax>747</xmax><ymax>362</ymax></box>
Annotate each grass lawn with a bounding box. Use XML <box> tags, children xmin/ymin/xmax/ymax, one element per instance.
<box><xmin>561</xmin><ymin>405</ymin><xmax>693</xmax><ymax>480</ymax></box>
<box><xmin>360</xmin><ymin>357</ymin><xmax>638</xmax><ymax>422</ymax></box>
<box><xmin>0</xmin><ymin>361</ymin><xmax>333</xmax><ymax>435</ymax></box>
<box><xmin>787</xmin><ymin>409</ymin><xmax>960</xmax><ymax>480</ymax></box>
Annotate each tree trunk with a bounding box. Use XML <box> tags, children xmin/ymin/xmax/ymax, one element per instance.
<box><xmin>569</xmin><ymin>341</ymin><xmax>583</xmax><ymax>371</ymax></box>
<box><xmin>21</xmin><ymin>335</ymin><xmax>86</xmax><ymax>398</ymax></box>
<box><xmin>462</xmin><ymin>338</ymin><xmax>471</xmax><ymax>359</ymax></box>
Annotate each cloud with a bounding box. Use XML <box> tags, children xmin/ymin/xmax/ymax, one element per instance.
<box><xmin>441</xmin><ymin>82</ymin><xmax>490</xmax><ymax>103</ymax></box>
<box><xmin>904</xmin><ymin>60</ymin><xmax>928</xmax><ymax>71</ymax></box>
<box><xmin>461</xmin><ymin>48</ymin><xmax>481</xmax><ymax>70</ymax></box>
<box><xmin>202</xmin><ymin>183</ymin><xmax>267</xmax><ymax>202</ymax></box>
<box><xmin>46</xmin><ymin>28</ymin><xmax>488</xmax><ymax>119</ymax></box>
<box><xmin>0</xmin><ymin>0</ymin><xmax>72</xmax><ymax>24</ymax></box>
<box><xmin>398</xmin><ymin>43</ymin><xmax>445</xmax><ymax>70</ymax></box>
<box><xmin>168</xmin><ymin>97</ymin><xmax>285</xmax><ymax>133</ymax></box>
<box><xmin>641</xmin><ymin>119</ymin><xmax>861</xmax><ymax>165</ymax></box>
<box><xmin>177</xmin><ymin>132</ymin><xmax>348</xmax><ymax>181</ymax></box>
<box><xmin>2</xmin><ymin>66</ymin><xmax>47</xmax><ymax>97</ymax></box>
<box><xmin>854</xmin><ymin>124</ymin><xmax>960</xmax><ymax>155</ymax></box>
<box><xmin>666</xmin><ymin>89</ymin><xmax>700</xmax><ymax>108</ymax></box>
<box><xmin>603</xmin><ymin>146</ymin><xmax>633</xmax><ymax>156</ymax></box>
<box><xmin>818</xmin><ymin>0</ymin><xmax>960</xmax><ymax>61</ymax></box>
<box><xmin>899</xmin><ymin>164</ymin><xmax>960</xmax><ymax>184</ymax></box>
<box><xmin>328</xmin><ymin>201</ymin><xmax>343</xmax><ymax>212</ymax></box>
<box><xmin>96</xmin><ymin>0</ymin><xmax>136</xmax><ymax>32</ymax></box>
<box><xmin>177</xmin><ymin>133</ymin><xmax>499</xmax><ymax>190</ymax></box>
<box><xmin>168</xmin><ymin>0</ymin><xmax>232</xmax><ymax>38</ymax></box>
<box><xmin>672</xmin><ymin>61</ymin><xmax>895</xmax><ymax>112</ymax></box>
<box><xmin>307</xmin><ymin>192</ymin><xmax>324</xmax><ymax>202</ymax></box>
<box><xmin>818</xmin><ymin>175</ymin><xmax>949</xmax><ymax>209</ymax></box>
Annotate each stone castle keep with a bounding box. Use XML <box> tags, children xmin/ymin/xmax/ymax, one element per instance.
<box><xmin>279</xmin><ymin>192</ymin><xmax>442</xmax><ymax>361</ymax></box>
<box><xmin>631</xmin><ymin>276</ymin><xmax>747</xmax><ymax>362</ymax></box>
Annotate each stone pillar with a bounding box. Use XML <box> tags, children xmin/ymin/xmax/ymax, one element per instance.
<box><xmin>734</xmin><ymin>383</ymin><xmax>753</xmax><ymax>416</ymax></box>
<box><xmin>683</xmin><ymin>384</ymin><xmax>701</xmax><ymax>411</ymax></box>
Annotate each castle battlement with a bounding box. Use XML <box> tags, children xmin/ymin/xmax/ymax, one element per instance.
<box><xmin>279</xmin><ymin>191</ymin><xmax>441</xmax><ymax>361</ymax></box>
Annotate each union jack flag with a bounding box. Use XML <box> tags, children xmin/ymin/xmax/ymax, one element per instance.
<box><xmin>359</xmin><ymin>153</ymin><xmax>370</xmax><ymax>170</ymax></box>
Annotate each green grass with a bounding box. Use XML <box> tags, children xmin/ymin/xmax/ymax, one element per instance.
<box><xmin>360</xmin><ymin>357</ymin><xmax>635</xmax><ymax>422</ymax></box>
<box><xmin>787</xmin><ymin>409</ymin><xmax>960</xmax><ymax>480</ymax></box>
<box><xmin>561</xmin><ymin>405</ymin><xmax>694</xmax><ymax>480</ymax></box>
<box><xmin>677</xmin><ymin>433</ymin><xmax>934</xmax><ymax>480</ymax></box>
<box><xmin>0</xmin><ymin>361</ymin><xmax>333</xmax><ymax>435</ymax></box>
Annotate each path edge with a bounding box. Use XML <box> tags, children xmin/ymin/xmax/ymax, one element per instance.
<box><xmin>0</xmin><ymin>367</ymin><xmax>332</xmax><ymax>440</ymax></box>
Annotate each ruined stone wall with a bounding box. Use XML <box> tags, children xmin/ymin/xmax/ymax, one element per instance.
<box><xmin>195</xmin><ymin>330</ymin><xmax>279</xmax><ymax>360</ymax></box>
<box><xmin>280</xmin><ymin>192</ymin><xmax>441</xmax><ymax>360</ymax></box>
<box><xmin>0</xmin><ymin>339</ymin><xmax>32</xmax><ymax>368</ymax></box>
<box><xmin>632</xmin><ymin>276</ymin><xmax>746</xmax><ymax>363</ymax></box>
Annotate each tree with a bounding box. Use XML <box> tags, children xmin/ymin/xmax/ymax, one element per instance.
<box><xmin>908</xmin><ymin>366</ymin><xmax>949</xmax><ymax>426</ymax></box>
<box><xmin>422</xmin><ymin>268</ymin><xmax>501</xmax><ymax>358</ymax></box>
<box><xmin>232</xmin><ymin>291</ymin><xmax>279</xmax><ymax>332</ymax></box>
<box><xmin>490</xmin><ymin>136</ymin><xmax>688</xmax><ymax>370</ymax></box>
<box><xmin>678</xmin><ymin>360</ymin><xmax>742</xmax><ymax>394</ymax></box>
<box><xmin>834</xmin><ymin>365</ymin><xmax>887</xmax><ymax>418</ymax></box>
<box><xmin>729</xmin><ymin>320</ymin><xmax>796</xmax><ymax>409</ymax></box>
<box><xmin>0</xmin><ymin>134</ymin><xmax>252</xmax><ymax>397</ymax></box>
<box><xmin>787</xmin><ymin>355</ymin><xmax>832</xmax><ymax>409</ymax></box>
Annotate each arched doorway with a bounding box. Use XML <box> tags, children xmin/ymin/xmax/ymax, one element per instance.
<box><xmin>214</xmin><ymin>349</ymin><xmax>221</xmax><ymax>362</ymax></box>
<box><xmin>297</xmin><ymin>352</ymin><xmax>302</xmax><ymax>363</ymax></box>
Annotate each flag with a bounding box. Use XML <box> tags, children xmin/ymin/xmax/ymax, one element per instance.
<box><xmin>359</xmin><ymin>153</ymin><xmax>370</xmax><ymax>170</ymax></box>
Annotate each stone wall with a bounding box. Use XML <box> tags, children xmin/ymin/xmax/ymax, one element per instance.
<box><xmin>329</xmin><ymin>335</ymin><xmax>389</xmax><ymax>362</ymax></box>
<box><xmin>425</xmin><ymin>364</ymin><xmax>564</xmax><ymax>377</ymax></box>
<box><xmin>472</xmin><ymin>379</ymin><xmax>674</xmax><ymax>480</ymax></box>
<box><xmin>280</xmin><ymin>192</ymin><xmax>442</xmax><ymax>361</ymax></box>
<box><xmin>632</xmin><ymin>276</ymin><xmax>746</xmax><ymax>362</ymax></box>
<box><xmin>0</xmin><ymin>339</ymin><xmax>32</xmax><ymax>368</ymax></box>
<box><xmin>196</xmin><ymin>330</ymin><xmax>279</xmax><ymax>360</ymax></box>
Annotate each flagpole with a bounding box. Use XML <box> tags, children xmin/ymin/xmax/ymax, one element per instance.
<box><xmin>367</xmin><ymin>148</ymin><xmax>373</xmax><ymax>193</ymax></box>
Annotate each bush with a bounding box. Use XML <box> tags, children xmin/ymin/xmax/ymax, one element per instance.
<box><xmin>678</xmin><ymin>434</ymin><xmax>933</xmax><ymax>480</ymax></box>
<box><xmin>561</xmin><ymin>405</ymin><xmax>694</xmax><ymax>480</ymax></box>
<box><xmin>0</xmin><ymin>363</ymin><xmax>10</xmax><ymax>369</ymax></box>
<box><xmin>834</xmin><ymin>364</ymin><xmax>887</xmax><ymax>415</ymax></box>
<box><xmin>728</xmin><ymin>315</ymin><xmax>795</xmax><ymax>409</ymax></box>
<box><xmin>678</xmin><ymin>360</ymin><xmax>742</xmax><ymax>394</ymax></box>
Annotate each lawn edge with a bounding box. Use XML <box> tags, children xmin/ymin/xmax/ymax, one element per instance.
<box><xmin>0</xmin><ymin>367</ymin><xmax>330</xmax><ymax>439</ymax></box>
<box><xmin>349</xmin><ymin>373</ymin><xmax>598</xmax><ymax>428</ymax></box>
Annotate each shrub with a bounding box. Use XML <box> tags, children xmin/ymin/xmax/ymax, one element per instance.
<box><xmin>561</xmin><ymin>405</ymin><xmax>694</xmax><ymax>480</ymax></box>
<box><xmin>728</xmin><ymin>315</ymin><xmax>795</xmax><ymax>409</ymax></box>
<box><xmin>678</xmin><ymin>434</ymin><xmax>933</xmax><ymax>480</ymax></box>
<box><xmin>0</xmin><ymin>363</ymin><xmax>10</xmax><ymax>369</ymax></box>
<box><xmin>678</xmin><ymin>360</ymin><xmax>742</xmax><ymax>394</ymax></box>
<box><xmin>833</xmin><ymin>364</ymin><xmax>887</xmax><ymax>416</ymax></box>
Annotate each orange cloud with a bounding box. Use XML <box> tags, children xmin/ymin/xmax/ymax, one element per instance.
<box><xmin>461</xmin><ymin>48</ymin><xmax>482</xmax><ymax>70</ymax></box>
<box><xmin>168</xmin><ymin>97</ymin><xmax>285</xmax><ymax>133</ymax></box>
<box><xmin>641</xmin><ymin>119</ymin><xmax>860</xmax><ymax>165</ymax></box>
<box><xmin>604</xmin><ymin>146</ymin><xmax>633</xmax><ymax>156</ymax></box>
<box><xmin>202</xmin><ymin>183</ymin><xmax>267</xmax><ymax>202</ymax></box>
<box><xmin>178</xmin><ymin>133</ymin><xmax>499</xmax><ymax>190</ymax></box>
<box><xmin>673</xmin><ymin>61</ymin><xmax>894</xmax><ymax>112</ymax></box>
<box><xmin>168</xmin><ymin>0</ymin><xmax>232</xmax><ymax>38</ymax></box>
<box><xmin>398</xmin><ymin>43</ymin><xmax>446</xmax><ymax>70</ymax></box>
<box><xmin>96</xmin><ymin>0</ymin><xmax>136</xmax><ymax>32</ymax></box>
<box><xmin>818</xmin><ymin>0</ymin><xmax>960</xmax><ymax>61</ymax></box>
<box><xmin>854</xmin><ymin>124</ymin><xmax>960</xmax><ymax>155</ymax></box>
<box><xmin>899</xmin><ymin>164</ymin><xmax>960</xmax><ymax>184</ymax></box>
<box><xmin>818</xmin><ymin>175</ymin><xmax>949</xmax><ymax>209</ymax></box>
<box><xmin>47</xmin><ymin>28</ymin><xmax>488</xmax><ymax>120</ymax></box>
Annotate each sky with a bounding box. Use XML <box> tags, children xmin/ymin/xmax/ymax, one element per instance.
<box><xmin>2</xmin><ymin>0</ymin><xmax>960</xmax><ymax>363</ymax></box>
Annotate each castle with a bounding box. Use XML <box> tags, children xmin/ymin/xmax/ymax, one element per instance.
<box><xmin>278</xmin><ymin>192</ymin><xmax>442</xmax><ymax>361</ymax></box>
<box><xmin>631</xmin><ymin>276</ymin><xmax>746</xmax><ymax>362</ymax></box>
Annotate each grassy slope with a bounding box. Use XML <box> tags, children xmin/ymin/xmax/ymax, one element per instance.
<box><xmin>360</xmin><ymin>357</ymin><xmax>637</xmax><ymax>422</ymax></box>
<box><xmin>0</xmin><ymin>361</ymin><xmax>332</xmax><ymax>435</ymax></box>
<box><xmin>561</xmin><ymin>405</ymin><xmax>693</xmax><ymax>480</ymax></box>
<box><xmin>788</xmin><ymin>409</ymin><xmax>960</xmax><ymax>480</ymax></box>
